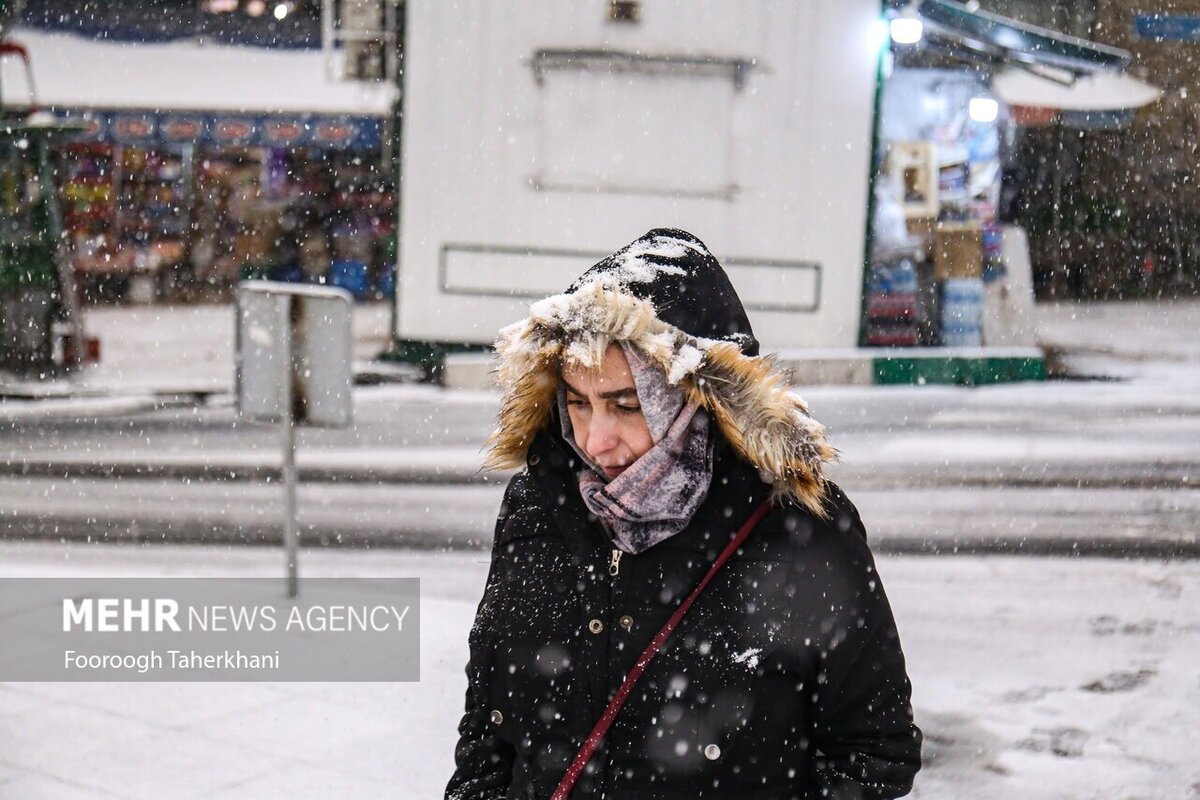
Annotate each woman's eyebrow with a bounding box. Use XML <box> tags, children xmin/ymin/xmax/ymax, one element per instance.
<box><xmin>561</xmin><ymin>379</ymin><xmax>638</xmax><ymax>400</ymax></box>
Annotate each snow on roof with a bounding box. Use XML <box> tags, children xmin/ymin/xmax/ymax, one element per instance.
<box><xmin>0</xmin><ymin>29</ymin><xmax>397</xmax><ymax>116</ymax></box>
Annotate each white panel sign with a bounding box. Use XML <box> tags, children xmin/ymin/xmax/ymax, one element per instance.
<box><xmin>236</xmin><ymin>282</ymin><xmax>354</xmax><ymax>428</ymax></box>
<box><xmin>236</xmin><ymin>289</ymin><xmax>289</xmax><ymax>421</ymax></box>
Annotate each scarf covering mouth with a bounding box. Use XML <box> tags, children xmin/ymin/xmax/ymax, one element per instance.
<box><xmin>558</xmin><ymin>341</ymin><xmax>714</xmax><ymax>555</ymax></box>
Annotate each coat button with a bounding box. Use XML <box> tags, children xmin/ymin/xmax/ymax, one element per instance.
<box><xmin>587</xmin><ymin>619</ymin><xmax>604</xmax><ymax>634</ymax></box>
<box><xmin>704</xmin><ymin>743</ymin><xmax>721</xmax><ymax>760</ymax></box>
<box><xmin>490</xmin><ymin>709</ymin><xmax>504</xmax><ymax>725</ymax></box>
<box><xmin>618</xmin><ymin>615</ymin><xmax>634</xmax><ymax>630</ymax></box>
<box><xmin>528</xmin><ymin>454</ymin><xmax>541</xmax><ymax>466</ymax></box>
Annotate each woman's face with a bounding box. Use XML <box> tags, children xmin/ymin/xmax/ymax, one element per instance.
<box><xmin>560</xmin><ymin>344</ymin><xmax>654</xmax><ymax>480</ymax></box>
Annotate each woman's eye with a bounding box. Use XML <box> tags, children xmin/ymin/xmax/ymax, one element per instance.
<box><xmin>617</xmin><ymin>405</ymin><xmax>642</xmax><ymax>414</ymax></box>
<box><xmin>566</xmin><ymin>399</ymin><xmax>587</xmax><ymax>407</ymax></box>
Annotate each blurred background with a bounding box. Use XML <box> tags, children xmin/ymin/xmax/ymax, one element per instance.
<box><xmin>0</xmin><ymin>2</ymin><xmax>1197</xmax><ymax>799</ymax></box>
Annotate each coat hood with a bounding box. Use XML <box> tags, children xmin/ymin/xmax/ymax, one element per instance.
<box><xmin>486</xmin><ymin>228</ymin><xmax>836</xmax><ymax>517</ymax></box>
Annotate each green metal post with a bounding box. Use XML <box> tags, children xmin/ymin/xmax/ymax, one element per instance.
<box><xmin>858</xmin><ymin>3</ymin><xmax>889</xmax><ymax>349</ymax></box>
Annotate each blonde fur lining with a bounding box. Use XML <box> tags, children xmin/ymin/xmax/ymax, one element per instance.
<box><xmin>486</xmin><ymin>284</ymin><xmax>836</xmax><ymax>517</ymax></box>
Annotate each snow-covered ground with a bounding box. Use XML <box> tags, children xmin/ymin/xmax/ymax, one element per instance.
<box><xmin>0</xmin><ymin>297</ymin><xmax>1195</xmax><ymax>418</ymax></box>
<box><xmin>1</xmin><ymin>302</ymin><xmax>392</xmax><ymax>399</ymax></box>
<box><xmin>1</xmin><ymin>296</ymin><xmax>1193</xmax><ymax>398</ymax></box>
<box><xmin>5</xmin><ymin>299</ymin><xmax>1198</xmax><ymax>554</ymax></box>
<box><xmin>1035</xmin><ymin>298</ymin><xmax>1200</xmax><ymax>384</ymax></box>
<box><xmin>0</xmin><ymin>541</ymin><xmax>1195</xmax><ymax>799</ymax></box>
<box><xmin>1</xmin><ymin>300</ymin><xmax>1197</xmax><ymax>797</ymax></box>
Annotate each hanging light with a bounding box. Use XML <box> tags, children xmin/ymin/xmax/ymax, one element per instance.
<box><xmin>889</xmin><ymin>6</ymin><xmax>924</xmax><ymax>45</ymax></box>
<box><xmin>969</xmin><ymin>97</ymin><xmax>1000</xmax><ymax>123</ymax></box>
<box><xmin>273</xmin><ymin>2</ymin><xmax>292</xmax><ymax>20</ymax></box>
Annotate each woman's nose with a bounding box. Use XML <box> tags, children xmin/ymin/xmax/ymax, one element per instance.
<box><xmin>586</xmin><ymin>412</ymin><xmax>618</xmax><ymax>456</ymax></box>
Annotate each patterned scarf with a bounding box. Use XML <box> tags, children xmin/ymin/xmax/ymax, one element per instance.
<box><xmin>557</xmin><ymin>341</ymin><xmax>714</xmax><ymax>554</ymax></box>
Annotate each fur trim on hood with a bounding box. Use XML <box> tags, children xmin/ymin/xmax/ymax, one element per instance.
<box><xmin>485</xmin><ymin>282</ymin><xmax>837</xmax><ymax>518</ymax></box>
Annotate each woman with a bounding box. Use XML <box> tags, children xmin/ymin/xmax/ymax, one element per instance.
<box><xmin>447</xmin><ymin>229</ymin><xmax>921</xmax><ymax>799</ymax></box>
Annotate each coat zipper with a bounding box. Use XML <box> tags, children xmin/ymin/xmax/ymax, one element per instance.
<box><xmin>597</xmin><ymin>547</ymin><xmax>621</xmax><ymax>799</ymax></box>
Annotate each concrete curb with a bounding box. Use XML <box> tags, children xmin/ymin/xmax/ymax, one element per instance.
<box><xmin>442</xmin><ymin>347</ymin><xmax>1048</xmax><ymax>389</ymax></box>
<box><xmin>1</xmin><ymin>515</ymin><xmax>1193</xmax><ymax>559</ymax></box>
<box><xmin>1</xmin><ymin>459</ymin><xmax>504</xmax><ymax>485</ymax></box>
<box><xmin>0</xmin><ymin>394</ymin><xmax>208</xmax><ymax>423</ymax></box>
<box><xmin>872</xmin><ymin>536</ymin><xmax>1199</xmax><ymax>559</ymax></box>
<box><xmin>3</xmin><ymin>457</ymin><xmax>1196</xmax><ymax>491</ymax></box>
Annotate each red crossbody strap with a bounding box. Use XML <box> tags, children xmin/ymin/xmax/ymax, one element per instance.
<box><xmin>551</xmin><ymin>498</ymin><xmax>773</xmax><ymax>800</ymax></box>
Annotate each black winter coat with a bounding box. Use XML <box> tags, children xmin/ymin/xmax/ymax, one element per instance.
<box><xmin>446</xmin><ymin>426</ymin><xmax>922</xmax><ymax>800</ymax></box>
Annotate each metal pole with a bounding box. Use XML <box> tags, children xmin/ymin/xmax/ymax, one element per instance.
<box><xmin>280</xmin><ymin>296</ymin><xmax>299</xmax><ymax>598</ymax></box>
<box><xmin>389</xmin><ymin>0</ymin><xmax>405</xmax><ymax>349</ymax></box>
<box><xmin>1052</xmin><ymin>120</ymin><xmax>1064</xmax><ymax>296</ymax></box>
<box><xmin>322</xmin><ymin>0</ymin><xmax>336</xmax><ymax>81</ymax></box>
<box><xmin>282</xmin><ymin>403</ymin><xmax>299</xmax><ymax>598</ymax></box>
<box><xmin>857</xmin><ymin>11</ymin><xmax>887</xmax><ymax>348</ymax></box>
<box><xmin>1169</xmin><ymin>202</ymin><xmax>1185</xmax><ymax>286</ymax></box>
<box><xmin>36</xmin><ymin>135</ymin><xmax>84</xmax><ymax>367</ymax></box>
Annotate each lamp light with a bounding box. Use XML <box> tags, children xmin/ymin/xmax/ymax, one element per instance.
<box><xmin>969</xmin><ymin>97</ymin><xmax>1000</xmax><ymax>123</ymax></box>
<box><xmin>890</xmin><ymin>15</ymin><xmax>924</xmax><ymax>45</ymax></box>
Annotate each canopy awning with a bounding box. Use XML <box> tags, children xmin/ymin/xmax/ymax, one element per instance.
<box><xmin>993</xmin><ymin>68</ymin><xmax>1161</xmax><ymax>111</ymax></box>
<box><xmin>916</xmin><ymin>0</ymin><xmax>1130</xmax><ymax>77</ymax></box>
<box><xmin>0</xmin><ymin>29</ymin><xmax>397</xmax><ymax>116</ymax></box>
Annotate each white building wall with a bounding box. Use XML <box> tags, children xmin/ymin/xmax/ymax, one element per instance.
<box><xmin>398</xmin><ymin>0</ymin><xmax>882</xmax><ymax>349</ymax></box>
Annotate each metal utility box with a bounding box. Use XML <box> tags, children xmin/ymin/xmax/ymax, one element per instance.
<box><xmin>395</xmin><ymin>0</ymin><xmax>882</xmax><ymax>351</ymax></box>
